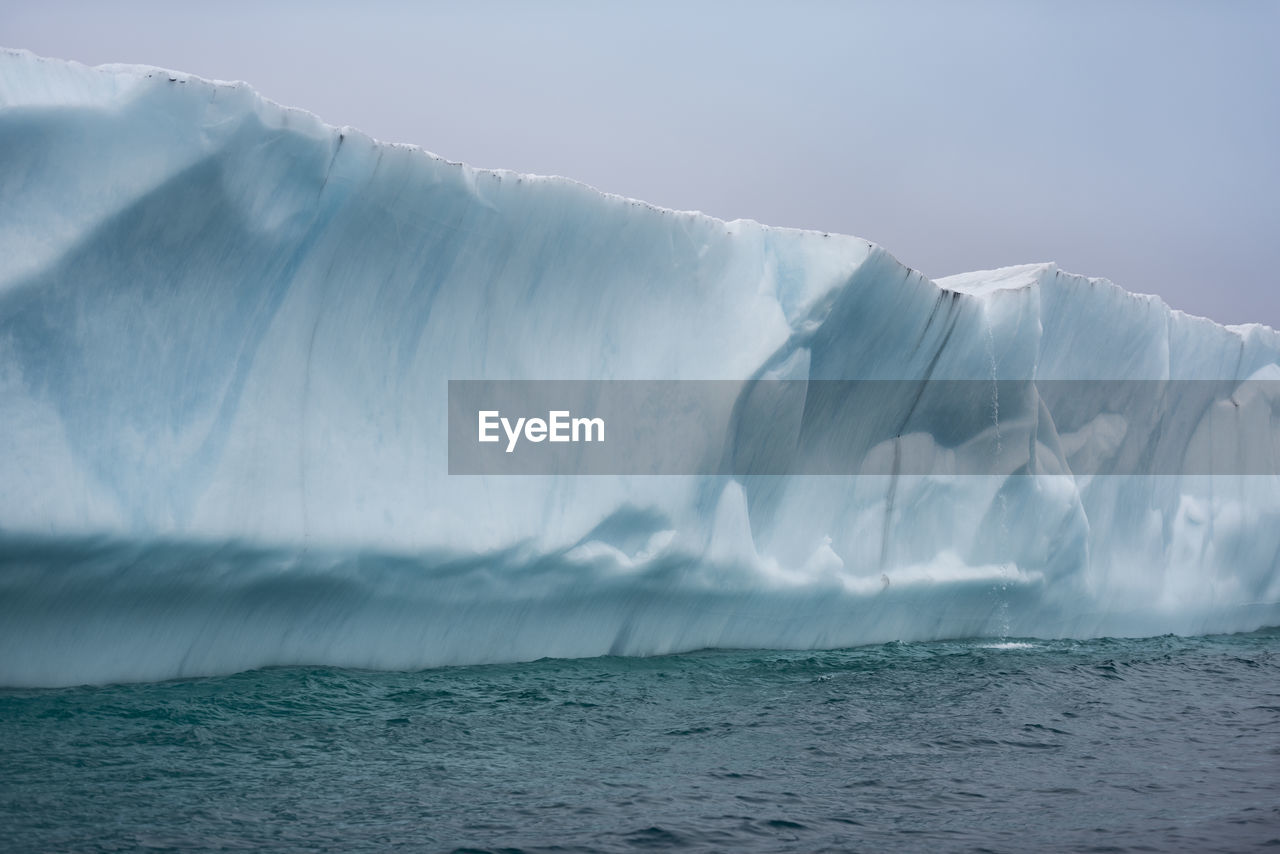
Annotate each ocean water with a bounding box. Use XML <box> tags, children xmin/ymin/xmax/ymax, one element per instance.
<box><xmin>2</xmin><ymin>632</ymin><xmax>1278</xmax><ymax>853</ymax></box>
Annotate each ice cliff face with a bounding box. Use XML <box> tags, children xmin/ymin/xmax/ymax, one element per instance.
<box><xmin>1</xmin><ymin>50</ymin><xmax>1277</xmax><ymax>686</ymax></box>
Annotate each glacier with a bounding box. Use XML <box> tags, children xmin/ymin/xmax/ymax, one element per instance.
<box><xmin>1</xmin><ymin>49</ymin><xmax>1278</xmax><ymax>687</ymax></box>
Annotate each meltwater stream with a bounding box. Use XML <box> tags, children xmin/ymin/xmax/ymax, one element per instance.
<box><xmin>3</xmin><ymin>632</ymin><xmax>1278</xmax><ymax>853</ymax></box>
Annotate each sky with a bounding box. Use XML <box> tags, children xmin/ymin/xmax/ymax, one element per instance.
<box><xmin>4</xmin><ymin>0</ymin><xmax>1278</xmax><ymax>327</ymax></box>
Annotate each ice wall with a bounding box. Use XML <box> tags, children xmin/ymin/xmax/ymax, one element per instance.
<box><xmin>1</xmin><ymin>50</ymin><xmax>1277</xmax><ymax>686</ymax></box>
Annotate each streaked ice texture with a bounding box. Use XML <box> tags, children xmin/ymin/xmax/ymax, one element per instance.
<box><xmin>1</xmin><ymin>50</ymin><xmax>1278</xmax><ymax>686</ymax></box>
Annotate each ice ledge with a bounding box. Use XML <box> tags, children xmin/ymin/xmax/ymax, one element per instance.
<box><xmin>938</xmin><ymin>263</ymin><xmax>1061</xmax><ymax>296</ymax></box>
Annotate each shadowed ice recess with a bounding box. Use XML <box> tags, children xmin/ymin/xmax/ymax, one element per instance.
<box><xmin>1</xmin><ymin>50</ymin><xmax>1278</xmax><ymax>687</ymax></box>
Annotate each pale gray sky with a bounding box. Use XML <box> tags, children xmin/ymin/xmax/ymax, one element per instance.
<box><xmin>4</xmin><ymin>0</ymin><xmax>1278</xmax><ymax>326</ymax></box>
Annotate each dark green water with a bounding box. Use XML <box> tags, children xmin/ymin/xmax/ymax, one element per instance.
<box><xmin>2</xmin><ymin>632</ymin><xmax>1278</xmax><ymax>852</ymax></box>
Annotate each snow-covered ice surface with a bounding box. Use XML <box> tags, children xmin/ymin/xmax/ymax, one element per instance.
<box><xmin>1</xmin><ymin>50</ymin><xmax>1278</xmax><ymax>687</ymax></box>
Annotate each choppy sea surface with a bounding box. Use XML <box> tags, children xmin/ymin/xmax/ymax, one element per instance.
<box><xmin>2</xmin><ymin>631</ymin><xmax>1278</xmax><ymax>853</ymax></box>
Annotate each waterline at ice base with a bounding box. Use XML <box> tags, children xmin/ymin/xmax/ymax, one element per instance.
<box><xmin>2</xmin><ymin>50</ymin><xmax>1278</xmax><ymax>688</ymax></box>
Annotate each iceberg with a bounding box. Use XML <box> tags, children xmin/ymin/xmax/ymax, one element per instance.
<box><xmin>1</xmin><ymin>50</ymin><xmax>1278</xmax><ymax>687</ymax></box>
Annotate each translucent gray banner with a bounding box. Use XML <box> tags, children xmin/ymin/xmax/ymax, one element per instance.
<box><xmin>448</xmin><ymin>380</ymin><xmax>1280</xmax><ymax>476</ymax></box>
